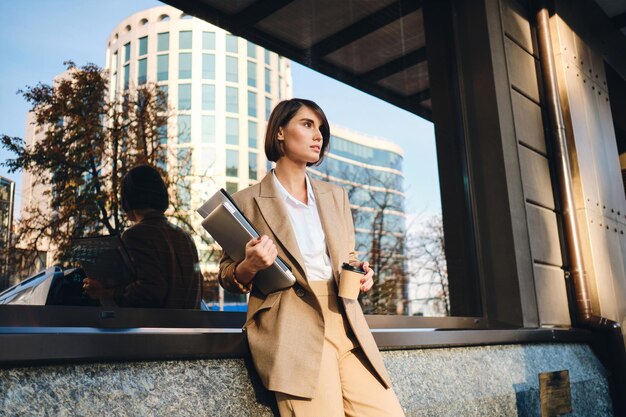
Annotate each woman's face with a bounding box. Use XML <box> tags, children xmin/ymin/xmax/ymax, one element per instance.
<box><xmin>277</xmin><ymin>105</ymin><xmax>324</xmax><ymax>166</ymax></box>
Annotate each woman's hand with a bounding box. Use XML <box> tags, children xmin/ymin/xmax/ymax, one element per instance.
<box><xmin>236</xmin><ymin>235</ymin><xmax>278</xmax><ymax>284</ymax></box>
<box><xmin>356</xmin><ymin>261</ymin><xmax>374</xmax><ymax>292</ymax></box>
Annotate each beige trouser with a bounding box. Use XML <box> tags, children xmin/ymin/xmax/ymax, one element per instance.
<box><xmin>275</xmin><ymin>280</ymin><xmax>405</xmax><ymax>417</ymax></box>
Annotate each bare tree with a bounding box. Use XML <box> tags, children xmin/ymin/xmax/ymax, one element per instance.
<box><xmin>405</xmin><ymin>214</ymin><xmax>449</xmax><ymax>316</ymax></box>
<box><xmin>312</xmin><ymin>165</ymin><xmax>408</xmax><ymax>314</ymax></box>
<box><xmin>0</xmin><ymin>61</ymin><xmax>220</xmax><ymax>288</ymax></box>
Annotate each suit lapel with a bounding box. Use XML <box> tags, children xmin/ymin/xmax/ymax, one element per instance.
<box><xmin>254</xmin><ymin>172</ymin><xmax>308</xmax><ymax>288</ymax></box>
<box><xmin>310</xmin><ymin>178</ymin><xmax>342</xmax><ymax>283</ymax></box>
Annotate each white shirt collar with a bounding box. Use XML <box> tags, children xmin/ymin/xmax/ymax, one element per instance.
<box><xmin>272</xmin><ymin>169</ymin><xmax>316</xmax><ymax>207</ymax></box>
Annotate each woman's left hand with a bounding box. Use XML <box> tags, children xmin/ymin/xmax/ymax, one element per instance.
<box><xmin>359</xmin><ymin>261</ymin><xmax>374</xmax><ymax>292</ymax></box>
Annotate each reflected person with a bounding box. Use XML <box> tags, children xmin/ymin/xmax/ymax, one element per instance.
<box><xmin>83</xmin><ymin>165</ymin><xmax>202</xmax><ymax>308</ymax></box>
<box><xmin>218</xmin><ymin>99</ymin><xmax>405</xmax><ymax>416</ymax></box>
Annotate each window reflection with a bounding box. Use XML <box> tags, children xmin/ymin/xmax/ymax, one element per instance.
<box><xmin>1</xmin><ymin>3</ymin><xmax>467</xmax><ymax>320</ymax></box>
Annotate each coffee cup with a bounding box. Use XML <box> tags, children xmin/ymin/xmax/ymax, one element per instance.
<box><xmin>339</xmin><ymin>262</ymin><xmax>365</xmax><ymax>300</ymax></box>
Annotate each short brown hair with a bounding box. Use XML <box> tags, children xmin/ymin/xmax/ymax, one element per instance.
<box><xmin>264</xmin><ymin>98</ymin><xmax>330</xmax><ymax>167</ymax></box>
<box><xmin>121</xmin><ymin>165</ymin><xmax>169</xmax><ymax>213</ymax></box>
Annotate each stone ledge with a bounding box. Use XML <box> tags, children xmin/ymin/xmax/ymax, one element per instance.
<box><xmin>0</xmin><ymin>343</ymin><xmax>613</xmax><ymax>416</ymax></box>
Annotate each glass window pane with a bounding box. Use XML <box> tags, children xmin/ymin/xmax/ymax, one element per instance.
<box><xmin>247</xmin><ymin>41</ymin><xmax>256</xmax><ymax>59</ymax></box>
<box><xmin>139</xmin><ymin>36</ymin><xmax>148</xmax><ymax>56</ymax></box>
<box><xmin>264</xmin><ymin>49</ymin><xmax>270</xmax><ymax>65</ymax></box>
<box><xmin>202</xmin><ymin>54</ymin><xmax>215</xmax><ymax>80</ymax></box>
<box><xmin>178</xmin><ymin>147</ymin><xmax>192</xmax><ymax>176</ymax></box>
<box><xmin>202</xmin><ymin>84</ymin><xmax>215</xmax><ymax>111</ymax></box>
<box><xmin>124</xmin><ymin>42</ymin><xmax>131</xmax><ymax>62</ymax></box>
<box><xmin>179</xmin><ymin>30</ymin><xmax>192</xmax><ymax>49</ymax></box>
<box><xmin>179</xmin><ymin>53</ymin><xmax>192</xmax><ymax>79</ymax></box>
<box><xmin>202</xmin><ymin>31</ymin><xmax>215</xmax><ymax>50</ymax></box>
<box><xmin>248</xmin><ymin>91</ymin><xmax>257</xmax><ymax>118</ymax></box>
<box><xmin>197</xmin><ymin>148</ymin><xmax>216</xmax><ymax>176</ymax></box>
<box><xmin>247</xmin><ymin>61</ymin><xmax>256</xmax><ymax>87</ymax></box>
<box><xmin>264</xmin><ymin>68</ymin><xmax>271</xmax><ymax>93</ymax></box>
<box><xmin>265</xmin><ymin>97</ymin><xmax>271</xmax><ymax>120</ymax></box>
<box><xmin>178</xmin><ymin>84</ymin><xmax>191</xmax><ymax>110</ymax></box>
<box><xmin>225</xmin><ymin>34</ymin><xmax>238</xmax><ymax>53</ymax></box>
<box><xmin>157</xmin><ymin>32</ymin><xmax>169</xmax><ymax>52</ymax></box>
<box><xmin>137</xmin><ymin>58</ymin><xmax>147</xmax><ymax>85</ymax></box>
<box><xmin>157</xmin><ymin>123</ymin><xmax>168</xmax><ymax>145</ymax></box>
<box><xmin>123</xmin><ymin>64</ymin><xmax>130</xmax><ymax>89</ymax></box>
<box><xmin>226</xmin><ymin>150</ymin><xmax>238</xmax><ymax>177</ymax></box>
<box><xmin>248</xmin><ymin>152</ymin><xmax>257</xmax><ymax>180</ymax></box>
<box><xmin>226</xmin><ymin>87</ymin><xmax>238</xmax><ymax>113</ymax></box>
<box><xmin>178</xmin><ymin>115</ymin><xmax>191</xmax><ymax>143</ymax></box>
<box><xmin>158</xmin><ymin>85</ymin><xmax>168</xmax><ymax>109</ymax></box>
<box><xmin>226</xmin><ymin>56</ymin><xmax>238</xmax><ymax>82</ymax></box>
<box><xmin>157</xmin><ymin>54</ymin><xmax>169</xmax><ymax>81</ymax></box>
<box><xmin>226</xmin><ymin>117</ymin><xmax>239</xmax><ymax>145</ymax></box>
<box><xmin>248</xmin><ymin>121</ymin><xmax>257</xmax><ymax>148</ymax></box>
<box><xmin>225</xmin><ymin>181</ymin><xmax>238</xmax><ymax>195</ymax></box>
<box><xmin>201</xmin><ymin>115</ymin><xmax>215</xmax><ymax>143</ymax></box>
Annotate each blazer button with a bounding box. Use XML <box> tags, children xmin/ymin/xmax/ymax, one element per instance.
<box><xmin>295</xmin><ymin>288</ymin><xmax>305</xmax><ymax>297</ymax></box>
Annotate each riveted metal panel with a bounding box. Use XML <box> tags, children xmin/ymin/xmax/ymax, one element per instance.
<box><xmin>502</xmin><ymin>0</ymin><xmax>534</xmax><ymax>54</ymax></box>
<box><xmin>512</xmin><ymin>89</ymin><xmax>547</xmax><ymax>154</ymax></box>
<box><xmin>526</xmin><ymin>204</ymin><xmax>563</xmax><ymax>266</ymax></box>
<box><xmin>533</xmin><ymin>263</ymin><xmax>571</xmax><ymax>326</ymax></box>
<box><xmin>519</xmin><ymin>145</ymin><xmax>555</xmax><ymax>209</ymax></box>
<box><xmin>505</xmin><ymin>37</ymin><xmax>540</xmax><ymax>102</ymax></box>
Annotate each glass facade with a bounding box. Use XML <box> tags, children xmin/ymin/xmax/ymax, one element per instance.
<box><xmin>179</xmin><ymin>53</ymin><xmax>192</xmax><ymax>79</ymax></box>
<box><xmin>179</xmin><ymin>30</ymin><xmax>192</xmax><ymax>49</ymax></box>
<box><xmin>123</xmin><ymin>42</ymin><xmax>131</xmax><ymax>62</ymax></box>
<box><xmin>247</xmin><ymin>41</ymin><xmax>256</xmax><ymax>59</ymax></box>
<box><xmin>157</xmin><ymin>54</ymin><xmax>168</xmax><ymax>81</ymax></box>
<box><xmin>202</xmin><ymin>31</ymin><xmax>215</xmax><ymax>50</ymax></box>
<box><xmin>138</xmin><ymin>36</ymin><xmax>148</xmax><ymax>56</ymax></box>
<box><xmin>178</xmin><ymin>84</ymin><xmax>191</xmax><ymax>110</ymax></box>
<box><xmin>177</xmin><ymin>115</ymin><xmax>191</xmax><ymax>143</ymax></box>
<box><xmin>226</xmin><ymin>117</ymin><xmax>238</xmax><ymax>145</ymax></box>
<box><xmin>202</xmin><ymin>54</ymin><xmax>215</xmax><ymax>80</ymax></box>
<box><xmin>247</xmin><ymin>61</ymin><xmax>256</xmax><ymax>87</ymax></box>
<box><xmin>265</xmin><ymin>96</ymin><xmax>271</xmax><ymax>120</ymax></box>
<box><xmin>248</xmin><ymin>91</ymin><xmax>257</xmax><ymax>117</ymax></box>
<box><xmin>248</xmin><ymin>121</ymin><xmax>257</xmax><ymax>148</ymax></box>
<box><xmin>265</xmin><ymin>68</ymin><xmax>271</xmax><ymax>93</ymax></box>
<box><xmin>248</xmin><ymin>152</ymin><xmax>257</xmax><ymax>180</ymax></box>
<box><xmin>201</xmin><ymin>115</ymin><xmax>215</xmax><ymax>143</ymax></box>
<box><xmin>137</xmin><ymin>58</ymin><xmax>147</xmax><ymax>85</ymax></box>
<box><xmin>226</xmin><ymin>56</ymin><xmax>238</xmax><ymax>82</ymax></box>
<box><xmin>123</xmin><ymin>64</ymin><xmax>130</xmax><ymax>89</ymax></box>
<box><xmin>225</xmin><ymin>34</ymin><xmax>238</xmax><ymax>53</ymax></box>
<box><xmin>225</xmin><ymin>87</ymin><xmax>238</xmax><ymax>113</ymax></box>
<box><xmin>157</xmin><ymin>32</ymin><xmax>169</xmax><ymax>52</ymax></box>
<box><xmin>202</xmin><ymin>84</ymin><xmax>215</xmax><ymax>111</ymax></box>
<box><xmin>226</xmin><ymin>149</ymin><xmax>238</xmax><ymax>177</ymax></box>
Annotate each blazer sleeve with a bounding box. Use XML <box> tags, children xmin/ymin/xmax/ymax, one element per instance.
<box><xmin>218</xmin><ymin>251</ymin><xmax>252</xmax><ymax>294</ymax></box>
<box><xmin>343</xmin><ymin>187</ymin><xmax>360</xmax><ymax>265</ymax></box>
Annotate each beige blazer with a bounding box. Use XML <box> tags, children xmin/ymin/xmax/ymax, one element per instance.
<box><xmin>218</xmin><ymin>171</ymin><xmax>391</xmax><ymax>398</ymax></box>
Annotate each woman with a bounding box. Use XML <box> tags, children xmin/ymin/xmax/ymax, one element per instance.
<box><xmin>83</xmin><ymin>164</ymin><xmax>202</xmax><ymax>309</ymax></box>
<box><xmin>219</xmin><ymin>99</ymin><xmax>405</xmax><ymax>416</ymax></box>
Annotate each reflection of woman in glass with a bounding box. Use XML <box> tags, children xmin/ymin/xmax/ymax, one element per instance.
<box><xmin>83</xmin><ymin>165</ymin><xmax>202</xmax><ymax>309</ymax></box>
<box><xmin>219</xmin><ymin>99</ymin><xmax>404</xmax><ymax>416</ymax></box>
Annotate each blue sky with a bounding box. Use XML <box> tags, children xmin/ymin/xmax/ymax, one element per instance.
<box><xmin>0</xmin><ymin>0</ymin><xmax>440</xmax><ymax>218</ymax></box>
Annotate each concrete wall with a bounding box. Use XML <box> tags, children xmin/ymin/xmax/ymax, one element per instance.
<box><xmin>0</xmin><ymin>343</ymin><xmax>612</xmax><ymax>416</ymax></box>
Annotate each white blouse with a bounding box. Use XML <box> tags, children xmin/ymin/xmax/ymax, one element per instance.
<box><xmin>272</xmin><ymin>171</ymin><xmax>333</xmax><ymax>281</ymax></box>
